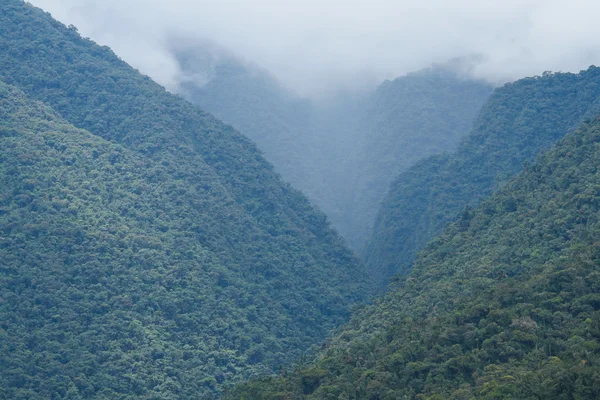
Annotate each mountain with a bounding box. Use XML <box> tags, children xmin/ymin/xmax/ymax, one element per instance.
<box><xmin>227</xmin><ymin>116</ymin><xmax>600</xmax><ymax>399</ymax></box>
<box><xmin>171</xmin><ymin>41</ymin><xmax>362</xmax><ymax>247</ymax></box>
<box><xmin>342</xmin><ymin>65</ymin><xmax>493</xmax><ymax>249</ymax></box>
<box><xmin>365</xmin><ymin>67</ymin><xmax>600</xmax><ymax>286</ymax></box>
<box><xmin>175</xmin><ymin>49</ymin><xmax>493</xmax><ymax>251</ymax></box>
<box><xmin>0</xmin><ymin>1</ymin><xmax>370</xmax><ymax>398</ymax></box>
<box><xmin>173</xmin><ymin>40</ymin><xmax>318</xmax><ymax>195</ymax></box>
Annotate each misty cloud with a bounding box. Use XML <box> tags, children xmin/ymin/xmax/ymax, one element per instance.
<box><xmin>30</xmin><ymin>0</ymin><xmax>600</xmax><ymax>97</ymax></box>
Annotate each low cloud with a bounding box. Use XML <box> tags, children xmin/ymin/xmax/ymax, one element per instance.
<box><xmin>30</xmin><ymin>0</ymin><xmax>600</xmax><ymax>97</ymax></box>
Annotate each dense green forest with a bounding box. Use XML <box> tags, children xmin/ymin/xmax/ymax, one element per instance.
<box><xmin>174</xmin><ymin>41</ymin><xmax>319</xmax><ymax>199</ymax></box>
<box><xmin>228</xmin><ymin>117</ymin><xmax>600</xmax><ymax>399</ymax></box>
<box><xmin>365</xmin><ymin>67</ymin><xmax>600</xmax><ymax>286</ymax></box>
<box><xmin>4</xmin><ymin>1</ymin><xmax>600</xmax><ymax>399</ymax></box>
<box><xmin>172</xmin><ymin>41</ymin><xmax>363</xmax><ymax>248</ymax></box>
<box><xmin>0</xmin><ymin>1</ymin><xmax>371</xmax><ymax>397</ymax></box>
<box><xmin>172</xmin><ymin>43</ymin><xmax>492</xmax><ymax>251</ymax></box>
<box><xmin>344</xmin><ymin>65</ymin><xmax>493</xmax><ymax>249</ymax></box>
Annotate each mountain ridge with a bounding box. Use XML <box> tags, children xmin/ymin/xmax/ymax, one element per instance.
<box><xmin>365</xmin><ymin>66</ymin><xmax>600</xmax><ymax>286</ymax></box>
<box><xmin>0</xmin><ymin>1</ymin><xmax>371</xmax><ymax>397</ymax></box>
<box><xmin>176</xmin><ymin>46</ymin><xmax>493</xmax><ymax>251</ymax></box>
<box><xmin>227</xmin><ymin>113</ymin><xmax>600</xmax><ymax>399</ymax></box>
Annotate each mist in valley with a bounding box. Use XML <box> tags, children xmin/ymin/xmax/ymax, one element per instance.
<box><xmin>4</xmin><ymin>1</ymin><xmax>600</xmax><ymax>398</ymax></box>
<box><xmin>28</xmin><ymin>0</ymin><xmax>600</xmax><ymax>250</ymax></box>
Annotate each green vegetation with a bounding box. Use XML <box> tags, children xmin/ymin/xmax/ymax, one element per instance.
<box><xmin>345</xmin><ymin>65</ymin><xmax>493</xmax><ymax>249</ymax></box>
<box><xmin>174</xmin><ymin>41</ymin><xmax>318</xmax><ymax>196</ymax></box>
<box><xmin>228</xmin><ymin>117</ymin><xmax>600</xmax><ymax>399</ymax></box>
<box><xmin>0</xmin><ymin>1</ymin><xmax>370</xmax><ymax>397</ymax></box>
<box><xmin>4</xmin><ymin>2</ymin><xmax>600</xmax><ymax>399</ymax></box>
<box><xmin>365</xmin><ymin>67</ymin><xmax>600</xmax><ymax>285</ymax></box>
<box><xmin>175</xmin><ymin>49</ymin><xmax>492</xmax><ymax>252</ymax></box>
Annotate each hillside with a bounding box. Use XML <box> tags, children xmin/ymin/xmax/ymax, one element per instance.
<box><xmin>365</xmin><ymin>67</ymin><xmax>600</xmax><ymax>285</ymax></box>
<box><xmin>172</xmin><ymin>42</ymin><xmax>366</xmax><ymax>247</ymax></box>
<box><xmin>343</xmin><ymin>65</ymin><xmax>493</xmax><ymax>249</ymax></box>
<box><xmin>173</xmin><ymin>41</ymin><xmax>319</xmax><ymax>195</ymax></box>
<box><xmin>175</xmin><ymin>50</ymin><xmax>492</xmax><ymax>251</ymax></box>
<box><xmin>228</xmin><ymin>117</ymin><xmax>600</xmax><ymax>399</ymax></box>
<box><xmin>0</xmin><ymin>1</ymin><xmax>370</xmax><ymax>398</ymax></box>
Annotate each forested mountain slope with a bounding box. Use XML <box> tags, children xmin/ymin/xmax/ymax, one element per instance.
<box><xmin>365</xmin><ymin>67</ymin><xmax>600</xmax><ymax>285</ymax></box>
<box><xmin>175</xmin><ymin>51</ymin><xmax>492</xmax><ymax>252</ymax></box>
<box><xmin>343</xmin><ymin>66</ymin><xmax>493</xmax><ymax>249</ymax></box>
<box><xmin>173</xmin><ymin>42</ymin><xmax>318</xmax><ymax>196</ymax></box>
<box><xmin>0</xmin><ymin>1</ymin><xmax>370</xmax><ymax>397</ymax></box>
<box><xmin>228</xmin><ymin>117</ymin><xmax>600</xmax><ymax>399</ymax></box>
<box><xmin>172</xmin><ymin>43</ymin><xmax>365</xmax><ymax>248</ymax></box>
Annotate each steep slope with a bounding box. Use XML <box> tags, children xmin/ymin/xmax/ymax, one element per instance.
<box><xmin>366</xmin><ymin>67</ymin><xmax>600</xmax><ymax>285</ymax></box>
<box><xmin>176</xmin><ymin>52</ymin><xmax>492</xmax><ymax>252</ymax></box>
<box><xmin>343</xmin><ymin>65</ymin><xmax>493</xmax><ymax>249</ymax></box>
<box><xmin>172</xmin><ymin>42</ymin><xmax>365</xmax><ymax>247</ymax></box>
<box><xmin>228</xmin><ymin>117</ymin><xmax>600</xmax><ymax>400</ymax></box>
<box><xmin>173</xmin><ymin>41</ymin><xmax>318</xmax><ymax>194</ymax></box>
<box><xmin>0</xmin><ymin>1</ymin><xmax>370</xmax><ymax>398</ymax></box>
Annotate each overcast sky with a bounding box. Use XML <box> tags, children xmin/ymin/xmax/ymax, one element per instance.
<box><xmin>30</xmin><ymin>0</ymin><xmax>600</xmax><ymax>97</ymax></box>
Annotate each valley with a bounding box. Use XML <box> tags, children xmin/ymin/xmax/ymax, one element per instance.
<box><xmin>1</xmin><ymin>0</ymin><xmax>600</xmax><ymax>398</ymax></box>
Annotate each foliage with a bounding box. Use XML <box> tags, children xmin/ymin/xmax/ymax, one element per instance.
<box><xmin>228</xmin><ymin>117</ymin><xmax>600</xmax><ymax>399</ymax></box>
<box><xmin>174</xmin><ymin>42</ymin><xmax>317</xmax><ymax>197</ymax></box>
<box><xmin>176</xmin><ymin>49</ymin><xmax>492</xmax><ymax>251</ymax></box>
<box><xmin>0</xmin><ymin>1</ymin><xmax>370</xmax><ymax>397</ymax></box>
<box><xmin>365</xmin><ymin>67</ymin><xmax>600</xmax><ymax>286</ymax></box>
<box><xmin>344</xmin><ymin>65</ymin><xmax>493</xmax><ymax>250</ymax></box>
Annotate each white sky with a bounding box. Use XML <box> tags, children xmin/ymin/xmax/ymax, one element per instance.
<box><xmin>30</xmin><ymin>0</ymin><xmax>600</xmax><ymax>97</ymax></box>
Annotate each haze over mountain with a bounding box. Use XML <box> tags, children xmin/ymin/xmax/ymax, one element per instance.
<box><xmin>3</xmin><ymin>0</ymin><xmax>600</xmax><ymax>399</ymax></box>
<box><xmin>365</xmin><ymin>66</ymin><xmax>600</xmax><ymax>286</ymax></box>
<box><xmin>174</xmin><ymin>45</ymin><xmax>493</xmax><ymax>250</ymax></box>
<box><xmin>28</xmin><ymin>0</ymin><xmax>600</xmax><ymax>98</ymax></box>
<box><xmin>172</xmin><ymin>40</ymin><xmax>319</xmax><ymax>198</ymax></box>
<box><xmin>25</xmin><ymin>0</ymin><xmax>600</xmax><ymax>253</ymax></box>
<box><xmin>343</xmin><ymin>65</ymin><xmax>493</xmax><ymax>249</ymax></box>
<box><xmin>229</xmin><ymin>85</ymin><xmax>600</xmax><ymax>400</ymax></box>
